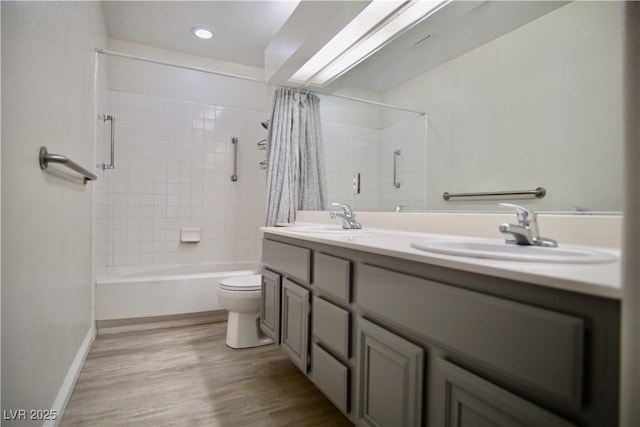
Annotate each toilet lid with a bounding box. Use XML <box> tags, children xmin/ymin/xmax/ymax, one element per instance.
<box><xmin>219</xmin><ymin>274</ymin><xmax>262</xmax><ymax>291</ymax></box>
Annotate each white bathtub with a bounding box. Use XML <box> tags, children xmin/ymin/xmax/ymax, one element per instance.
<box><xmin>95</xmin><ymin>262</ymin><xmax>258</xmax><ymax>321</ymax></box>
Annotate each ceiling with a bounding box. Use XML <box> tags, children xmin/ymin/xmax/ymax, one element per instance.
<box><xmin>102</xmin><ymin>1</ymin><xmax>300</xmax><ymax>68</ymax></box>
<box><xmin>102</xmin><ymin>1</ymin><xmax>569</xmax><ymax>94</ymax></box>
<box><xmin>320</xmin><ymin>1</ymin><xmax>568</xmax><ymax>93</ymax></box>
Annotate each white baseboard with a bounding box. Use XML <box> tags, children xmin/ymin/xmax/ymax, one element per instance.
<box><xmin>44</xmin><ymin>328</ymin><xmax>94</xmax><ymax>427</ymax></box>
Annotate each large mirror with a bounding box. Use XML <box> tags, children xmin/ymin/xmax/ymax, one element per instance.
<box><xmin>317</xmin><ymin>1</ymin><xmax>624</xmax><ymax>214</ymax></box>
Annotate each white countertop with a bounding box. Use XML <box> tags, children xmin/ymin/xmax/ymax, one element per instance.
<box><xmin>261</xmin><ymin>224</ymin><xmax>622</xmax><ymax>300</ymax></box>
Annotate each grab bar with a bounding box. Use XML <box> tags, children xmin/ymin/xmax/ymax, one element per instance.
<box><xmin>443</xmin><ymin>187</ymin><xmax>546</xmax><ymax>201</ymax></box>
<box><xmin>231</xmin><ymin>137</ymin><xmax>238</xmax><ymax>182</ymax></box>
<box><xmin>393</xmin><ymin>149</ymin><xmax>401</xmax><ymax>188</ymax></box>
<box><xmin>39</xmin><ymin>146</ymin><xmax>97</xmax><ymax>184</ymax></box>
<box><xmin>99</xmin><ymin>114</ymin><xmax>115</xmax><ymax>170</ymax></box>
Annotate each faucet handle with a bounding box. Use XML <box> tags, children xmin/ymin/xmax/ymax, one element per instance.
<box><xmin>331</xmin><ymin>202</ymin><xmax>353</xmax><ymax>217</ymax></box>
<box><xmin>499</xmin><ymin>203</ymin><xmax>535</xmax><ymax>225</ymax></box>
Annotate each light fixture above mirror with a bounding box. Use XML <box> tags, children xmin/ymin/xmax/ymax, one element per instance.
<box><xmin>290</xmin><ymin>0</ymin><xmax>450</xmax><ymax>87</ymax></box>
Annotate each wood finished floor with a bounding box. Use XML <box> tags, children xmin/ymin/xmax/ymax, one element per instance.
<box><xmin>61</xmin><ymin>322</ymin><xmax>353</xmax><ymax>427</ymax></box>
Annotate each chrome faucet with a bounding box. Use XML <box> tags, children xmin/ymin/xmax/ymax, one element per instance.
<box><xmin>330</xmin><ymin>202</ymin><xmax>362</xmax><ymax>229</ymax></box>
<box><xmin>498</xmin><ymin>203</ymin><xmax>557</xmax><ymax>247</ymax></box>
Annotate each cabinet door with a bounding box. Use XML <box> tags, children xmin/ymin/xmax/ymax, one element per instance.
<box><xmin>432</xmin><ymin>358</ymin><xmax>577</xmax><ymax>427</ymax></box>
<box><xmin>260</xmin><ymin>269</ymin><xmax>281</xmax><ymax>344</ymax></box>
<box><xmin>281</xmin><ymin>279</ymin><xmax>311</xmax><ymax>373</ymax></box>
<box><xmin>358</xmin><ymin>317</ymin><xmax>423</xmax><ymax>427</ymax></box>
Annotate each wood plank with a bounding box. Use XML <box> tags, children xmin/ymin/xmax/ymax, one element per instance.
<box><xmin>61</xmin><ymin>322</ymin><xmax>352</xmax><ymax>426</ymax></box>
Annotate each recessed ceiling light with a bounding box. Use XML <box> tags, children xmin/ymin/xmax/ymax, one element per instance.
<box><xmin>192</xmin><ymin>26</ymin><xmax>213</xmax><ymax>40</ymax></box>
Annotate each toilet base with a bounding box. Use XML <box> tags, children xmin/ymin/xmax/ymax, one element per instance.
<box><xmin>225</xmin><ymin>311</ymin><xmax>273</xmax><ymax>349</ymax></box>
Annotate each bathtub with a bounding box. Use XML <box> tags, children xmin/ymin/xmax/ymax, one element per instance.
<box><xmin>95</xmin><ymin>262</ymin><xmax>258</xmax><ymax>322</ymax></box>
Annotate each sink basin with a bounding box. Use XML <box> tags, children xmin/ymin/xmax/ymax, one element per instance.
<box><xmin>411</xmin><ymin>239</ymin><xmax>617</xmax><ymax>263</ymax></box>
<box><xmin>285</xmin><ymin>225</ymin><xmax>369</xmax><ymax>234</ymax></box>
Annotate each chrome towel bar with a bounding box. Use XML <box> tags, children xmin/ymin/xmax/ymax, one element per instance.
<box><xmin>231</xmin><ymin>137</ymin><xmax>238</xmax><ymax>182</ymax></box>
<box><xmin>443</xmin><ymin>187</ymin><xmax>546</xmax><ymax>201</ymax></box>
<box><xmin>393</xmin><ymin>148</ymin><xmax>401</xmax><ymax>189</ymax></box>
<box><xmin>39</xmin><ymin>146</ymin><xmax>97</xmax><ymax>184</ymax></box>
<box><xmin>99</xmin><ymin>114</ymin><xmax>115</xmax><ymax>170</ymax></box>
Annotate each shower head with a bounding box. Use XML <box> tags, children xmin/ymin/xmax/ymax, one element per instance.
<box><xmin>261</xmin><ymin>120</ymin><xmax>269</xmax><ymax>130</ymax></box>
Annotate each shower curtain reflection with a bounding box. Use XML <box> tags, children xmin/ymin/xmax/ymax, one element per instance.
<box><xmin>299</xmin><ymin>91</ymin><xmax>327</xmax><ymax>211</ymax></box>
<box><xmin>265</xmin><ymin>88</ymin><xmax>327</xmax><ymax>226</ymax></box>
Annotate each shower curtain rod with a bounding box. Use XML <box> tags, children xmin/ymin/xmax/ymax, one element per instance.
<box><xmin>95</xmin><ymin>48</ymin><xmax>265</xmax><ymax>83</ymax></box>
<box><xmin>95</xmin><ymin>48</ymin><xmax>425</xmax><ymax>115</ymax></box>
<box><xmin>329</xmin><ymin>93</ymin><xmax>425</xmax><ymax>115</ymax></box>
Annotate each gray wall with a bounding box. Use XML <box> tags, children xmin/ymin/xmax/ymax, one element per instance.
<box><xmin>1</xmin><ymin>1</ymin><xmax>107</xmax><ymax>421</ymax></box>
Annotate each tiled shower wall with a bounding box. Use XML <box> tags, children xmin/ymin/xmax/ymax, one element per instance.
<box><xmin>379</xmin><ymin>115</ymin><xmax>427</xmax><ymax>211</ymax></box>
<box><xmin>323</xmin><ymin>122</ymin><xmax>381</xmax><ymax>211</ymax></box>
<box><xmin>100</xmin><ymin>90</ymin><xmax>267</xmax><ymax>267</ymax></box>
<box><xmin>323</xmin><ymin>114</ymin><xmax>426</xmax><ymax>212</ymax></box>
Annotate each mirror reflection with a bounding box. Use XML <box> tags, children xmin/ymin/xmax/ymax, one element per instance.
<box><xmin>318</xmin><ymin>1</ymin><xmax>624</xmax><ymax>214</ymax></box>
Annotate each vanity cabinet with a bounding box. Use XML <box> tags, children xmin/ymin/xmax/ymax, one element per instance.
<box><xmin>261</xmin><ymin>233</ymin><xmax>620</xmax><ymax>427</ymax></box>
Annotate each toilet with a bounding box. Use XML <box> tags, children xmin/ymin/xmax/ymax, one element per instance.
<box><xmin>217</xmin><ymin>274</ymin><xmax>272</xmax><ymax>349</ymax></box>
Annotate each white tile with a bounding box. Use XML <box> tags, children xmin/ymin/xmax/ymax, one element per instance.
<box><xmin>102</xmin><ymin>90</ymin><xmax>268</xmax><ymax>267</ymax></box>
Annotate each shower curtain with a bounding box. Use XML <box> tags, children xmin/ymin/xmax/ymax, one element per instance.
<box><xmin>298</xmin><ymin>91</ymin><xmax>328</xmax><ymax>211</ymax></box>
<box><xmin>265</xmin><ymin>87</ymin><xmax>327</xmax><ymax>226</ymax></box>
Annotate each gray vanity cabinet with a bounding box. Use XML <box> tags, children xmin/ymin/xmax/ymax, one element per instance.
<box><xmin>357</xmin><ymin>317</ymin><xmax>423</xmax><ymax>427</ymax></box>
<box><xmin>280</xmin><ymin>279</ymin><xmax>311</xmax><ymax>373</ymax></box>
<box><xmin>261</xmin><ymin>233</ymin><xmax>620</xmax><ymax>427</ymax></box>
<box><xmin>432</xmin><ymin>358</ymin><xmax>577</xmax><ymax>427</ymax></box>
<box><xmin>260</xmin><ymin>269</ymin><xmax>281</xmax><ymax>344</ymax></box>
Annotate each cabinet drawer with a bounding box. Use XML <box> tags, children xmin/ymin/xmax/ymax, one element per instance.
<box><xmin>358</xmin><ymin>264</ymin><xmax>585</xmax><ymax>407</ymax></box>
<box><xmin>313</xmin><ymin>297</ymin><xmax>350</xmax><ymax>359</ymax></box>
<box><xmin>262</xmin><ymin>239</ymin><xmax>311</xmax><ymax>284</ymax></box>
<box><xmin>315</xmin><ymin>252</ymin><xmax>351</xmax><ymax>303</ymax></box>
<box><xmin>312</xmin><ymin>343</ymin><xmax>349</xmax><ymax>414</ymax></box>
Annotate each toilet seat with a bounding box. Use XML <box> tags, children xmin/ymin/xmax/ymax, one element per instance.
<box><xmin>218</xmin><ymin>274</ymin><xmax>261</xmax><ymax>292</ymax></box>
